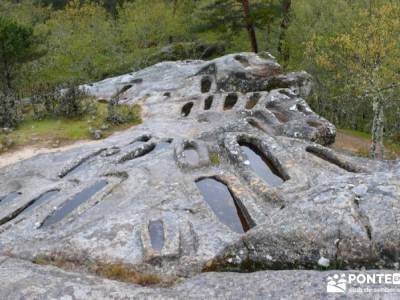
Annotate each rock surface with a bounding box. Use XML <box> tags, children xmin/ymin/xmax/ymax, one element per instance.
<box><xmin>0</xmin><ymin>52</ymin><xmax>399</xmax><ymax>298</ymax></box>
<box><xmin>1</xmin><ymin>256</ymin><xmax>398</xmax><ymax>299</ymax></box>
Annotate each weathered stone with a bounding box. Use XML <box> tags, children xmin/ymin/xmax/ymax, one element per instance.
<box><xmin>0</xmin><ymin>256</ymin><xmax>398</xmax><ymax>299</ymax></box>
<box><xmin>93</xmin><ymin>130</ymin><xmax>103</xmax><ymax>140</ymax></box>
<box><xmin>0</xmin><ymin>52</ymin><xmax>399</xmax><ymax>297</ymax></box>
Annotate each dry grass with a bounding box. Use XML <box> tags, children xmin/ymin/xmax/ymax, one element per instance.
<box><xmin>32</xmin><ymin>255</ymin><xmax>175</xmax><ymax>287</ymax></box>
<box><xmin>95</xmin><ymin>263</ymin><xmax>162</xmax><ymax>286</ymax></box>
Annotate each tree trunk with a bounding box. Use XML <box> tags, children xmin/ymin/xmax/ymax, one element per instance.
<box><xmin>278</xmin><ymin>0</ymin><xmax>292</xmax><ymax>63</ymax></box>
<box><xmin>168</xmin><ymin>0</ymin><xmax>179</xmax><ymax>43</ymax></box>
<box><xmin>370</xmin><ymin>97</ymin><xmax>385</xmax><ymax>160</ymax></box>
<box><xmin>173</xmin><ymin>0</ymin><xmax>178</xmax><ymax>15</ymax></box>
<box><xmin>5</xmin><ymin>70</ymin><xmax>13</xmax><ymax>92</ymax></box>
<box><xmin>241</xmin><ymin>0</ymin><xmax>258</xmax><ymax>53</ymax></box>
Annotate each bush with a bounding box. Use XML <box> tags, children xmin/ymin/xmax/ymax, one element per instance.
<box><xmin>0</xmin><ymin>91</ymin><xmax>21</xmax><ymax>128</ymax></box>
<box><xmin>56</xmin><ymin>85</ymin><xmax>95</xmax><ymax>118</ymax></box>
<box><xmin>0</xmin><ymin>16</ymin><xmax>43</xmax><ymax>92</ymax></box>
<box><xmin>106</xmin><ymin>94</ymin><xmax>139</xmax><ymax>125</ymax></box>
<box><xmin>29</xmin><ymin>83</ymin><xmax>60</xmax><ymax>119</ymax></box>
<box><xmin>29</xmin><ymin>84</ymin><xmax>95</xmax><ymax>119</ymax></box>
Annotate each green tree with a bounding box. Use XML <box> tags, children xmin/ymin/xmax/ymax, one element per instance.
<box><xmin>118</xmin><ymin>0</ymin><xmax>191</xmax><ymax>51</ymax></box>
<box><xmin>277</xmin><ymin>0</ymin><xmax>291</xmax><ymax>63</ymax></box>
<box><xmin>33</xmin><ymin>0</ymin><xmax>120</xmax><ymax>86</ymax></box>
<box><xmin>286</xmin><ymin>1</ymin><xmax>400</xmax><ymax>159</ymax></box>
<box><xmin>193</xmin><ymin>0</ymin><xmax>282</xmax><ymax>53</ymax></box>
<box><xmin>0</xmin><ymin>16</ymin><xmax>43</xmax><ymax>92</ymax></box>
<box><xmin>241</xmin><ymin>0</ymin><xmax>258</xmax><ymax>52</ymax></box>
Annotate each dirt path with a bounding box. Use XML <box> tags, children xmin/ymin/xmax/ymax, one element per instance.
<box><xmin>0</xmin><ymin>140</ymin><xmax>100</xmax><ymax>169</ymax></box>
<box><xmin>331</xmin><ymin>131</ymin><xmax>371</xmax><ymax>156</ymax></box>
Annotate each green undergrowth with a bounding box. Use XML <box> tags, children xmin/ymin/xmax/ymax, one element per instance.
<box><xmin>0</xmin><ymin>101</ymin><xmax>141</xmax><ymax>154</ymax></box>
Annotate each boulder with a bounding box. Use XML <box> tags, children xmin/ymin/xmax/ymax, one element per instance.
<box><xmin>0</xmin><ymin>52</ymin><xmax>398</xmax><ymax>298</ymax></box>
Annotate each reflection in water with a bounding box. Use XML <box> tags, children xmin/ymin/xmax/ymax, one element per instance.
<box><xmin>41</xmin><ymin>180</ymin><xmax>108</xmax><ymax>227</ymax></box>
<box><xmin>240</xmin><ymin>143</ymin><xmax>284</xmax><ymax>187</ymax></box>
<box><xmin>23</xmin><ymin>190</ymin><xmax>59</xmax><ymax>214</ymax></box>
<box><xmin>0</xmin><ymin>190</ymin><xmax>59</xmax><ymax>226</ymax></box>
<box><xmin>196</xmin><ymin>178</ymin><xmax>250</xmax><ymax>233</ymax></box>
<box><xmin>149</xmin><ymin>220</ymin><xmax>165</xmax><ymax>252</ymax></box>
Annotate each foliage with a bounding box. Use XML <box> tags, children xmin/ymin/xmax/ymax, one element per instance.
<box><xmin>55</xmin><ymin>86</ymin><xmax>95</xmax><ymax>118</ymax></box>
<box><xmin>107</xmin><ymin>94</ymin><xmax>141</xmax><ymax>125</ymax></box>
<box><xmin>286</xmin><ymin>0</ymin><xmax>400</xmax><ymax>149</ymax></box>
<box><xmin>0</xmin><ymin>0</ymin><xmax>399</xmax><ymax>149</ymax></box>
<box><xmin>117</xmin><ymin>0</ymin><xmax>192</xmax><ymax>57</ymax></box>
<box><xmin>0</xmin><ymin>92</ymin><xmax>21</xmax><ymax>128</ymax></box>
<box><xmin>193</xmin><ymin>0</ymin><xmax>282</xmax><ymax>52</ymax></box>
<box><xmin>0</xmin><ymin>102</ymin><xmax>141</xmax><ymax>153</ymax></box>
<box><xmin>209</xmin><ymin>152</ymin><xmax>220</xmax><ymax>165</ymax></box>
<box><xmin>27</xmin><ymin>0</ymin><xmax>121</xmax><ymax>87</ymax></box>
<box><xmin>0</xmin><ymin>0</ymin><xmax>51</xmax><ymax>27</ymax></box>
<box><xmin>0</xmin><ymin>16</ymin><xmax>44</xmax><ymax>92</ymax></box>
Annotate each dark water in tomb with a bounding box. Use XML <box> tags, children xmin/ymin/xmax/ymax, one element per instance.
<box><xmin>184</xmin><ymin>148</ymin><xmax>200</xmax><ymax>165</ymax></box>
<box><xmin>196</xmin><ymin>178</ymin><xmax>250</xmax><ymax>233</ymax></box>
<box><xmin>23</xmin><ymin>190</ymin><xmax>59</xmax><ymax>214</ymax></box>
<box><xmin>224</xmin><ymin>93</ymin><xmax>238</xmax><ymax>110</ymax></box>
<box><xmin>240</xmin><ymin>143</ymin><xmax>284</xmax><ymax>187</ymax></box>
<box><xmin>204</xmin><ymin>96</ymin><xmax>213</xmax><ymax>110</ymax></box>
<box><xmin>0</xmin><ymin>192</ymin><xmax>21</xmax><ymax>206</ymax></box>
<box><xmin>41</xmin><ymin>180</ymin><xmax>108</xmax><ymax>227</ymax></box>
<box><xmin>148</xmin><ymin>220</ymin><xmax>165</xmax><ymax>252</ymax></box>
<box><xmin>182</xmin><ymin>102</ymin><xmax>194</xmax><ymax>117</ymax></box>
<box><xmin>0</xmin><ymin>190</ymin><xmax>60</xmax><ymax>226</ymax></box>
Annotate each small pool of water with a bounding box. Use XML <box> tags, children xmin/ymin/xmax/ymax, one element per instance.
<box><xmin>148</xmin><ymin>220</ymin><xmax>165</xmax><ymax>252</ymax></box>
<box><xmin>41</xmin><ymin>180</ymin><xmax>108</xmax><ymax>227</ymax></box>
<box><xmin>240</xmin><ymin>143</ymin><xmax>284</xmax><ymax>187</ymax></box>
<box><xmin>23</xmin><ymin>190</ymin><xmax>59</xmax><ymax>214</ymax></box>
<box><xmin>196</xmin><ymin>178</ymin><xmax>250</xmax><ymax>233</ymax></box>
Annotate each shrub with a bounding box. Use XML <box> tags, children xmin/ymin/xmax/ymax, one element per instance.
<box><xmin>0</xmin><ymin>16</ymin><xmax>44</xmax><ymax>92</ymax></box>
<box><xmin>29</xmin><ymin>83</ymin><xmax>60</xmax><ymax>119</ymax></box>
<box><xmin>55</xmin><ymin>85</ymin><xmax>95</xmax><ymax>118</ymax></box>
<box><xmin>0</xmin><ymin>91</ymin><xmax>21</xmax><ymax>128</ymax></box>
<box><xmin>29</xmin><ymin>84</ymin><xmax>95</xmax><ymax>119</ymax></box>
<box><xmin>106</xmin><ymin>94</ymin><xmax>141</xmax><ymax>125</ymax></box>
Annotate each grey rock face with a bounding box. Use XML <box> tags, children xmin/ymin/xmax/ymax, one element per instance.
<box><xmin>0</xmin><ymin>52</ymin><xmax>399</xmax><ymax>298</ymax></box>
<box><xmin>1</xmin><ymin>256</ymin><xmax>398</xmax><ymax>299</ymax></box>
